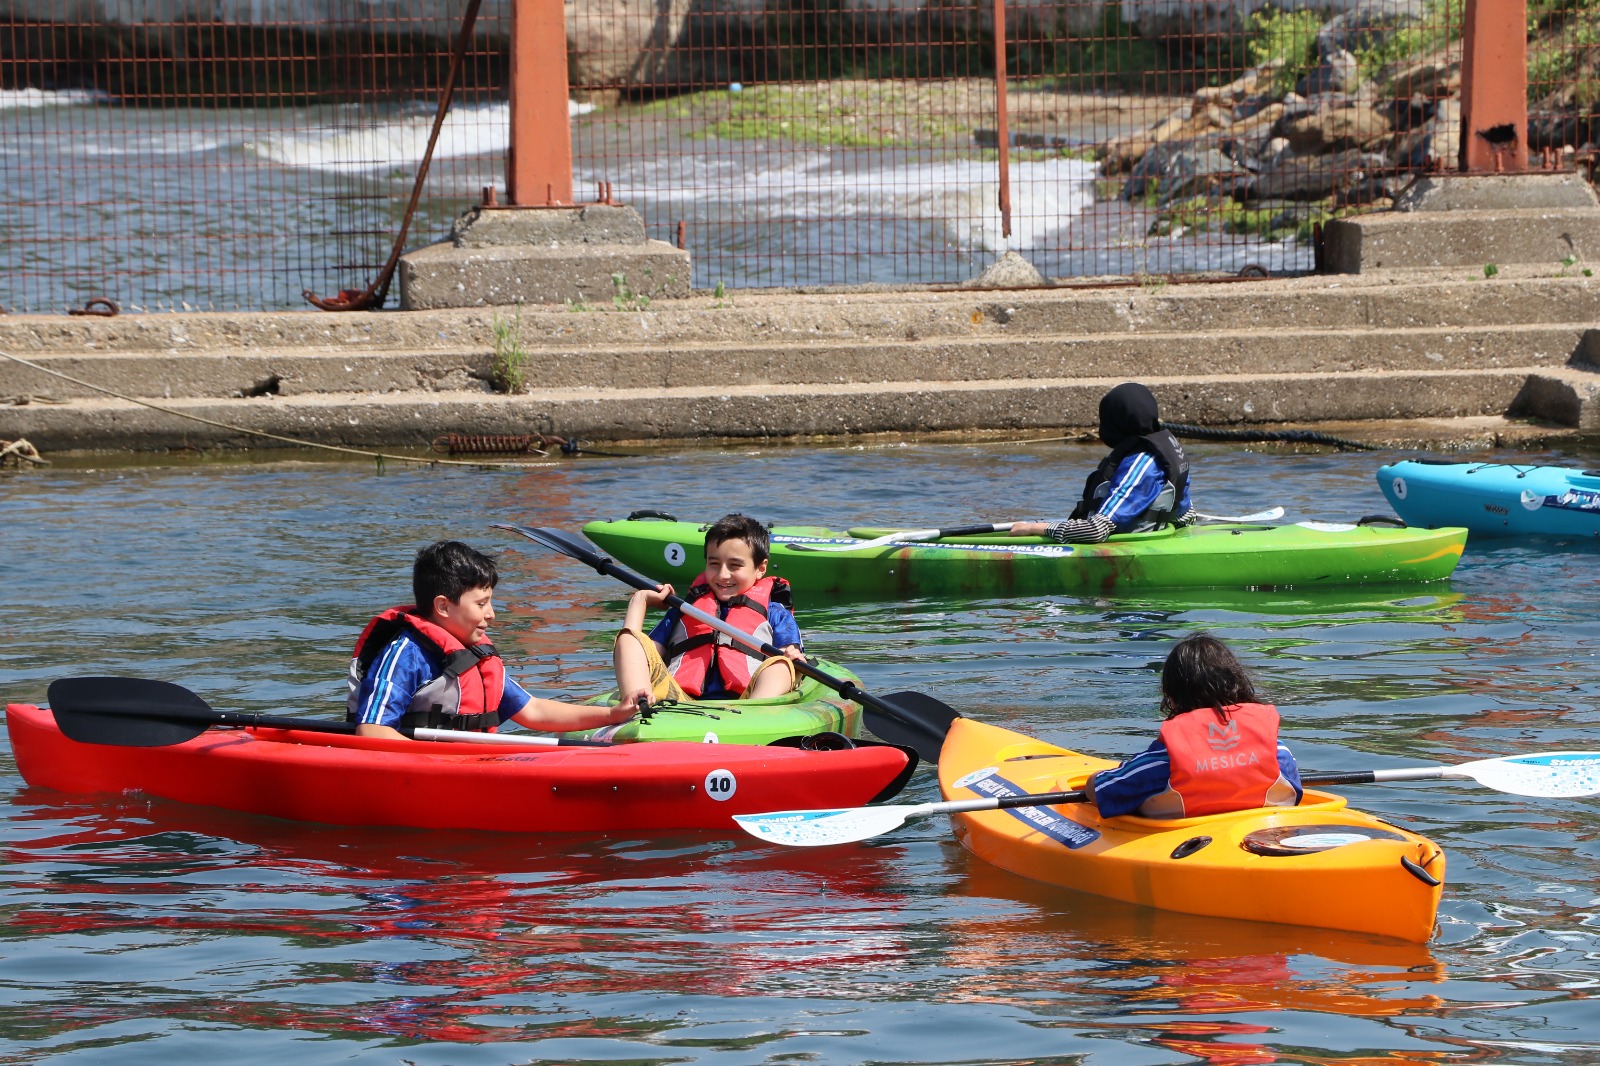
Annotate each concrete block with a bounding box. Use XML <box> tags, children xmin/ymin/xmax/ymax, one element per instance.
<box><xmin>1393</xmin><ymin>173</ymin><xmax>1600</xmax><ymax>212</ymax></box>
<box><xmin>449</xmin><ymin>204</ymin><xmax>649</xmax><ymax>247</ymax></box>
<box><xmin>398</xmin><ymin>240</ymin><xmax>693</xmax><ymax>310</ymax></box>
<box><xmin>1508</xmin><ymin>366</ymin><xmax>1600</xmax><ymax>430</ymax></box>
<box><xmin>1322</xmin><ymin>208</ymin><xmax>1600</xmax><ymax>273</ymax></box>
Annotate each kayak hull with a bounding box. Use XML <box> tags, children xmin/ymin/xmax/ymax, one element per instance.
<box><xmin>578</xmin><ymin>662</ymin><xmax>862</xmax><ymax>745</ymax></box>
<box><xmin>4</xmin><ymin>702</ymin><xmax>914</xmax><ymax>834</ymax></box>
<box><xmin>1380</xmin><ymin>460</ymin><xmax>1600</xmax><ymax>539</ymax></box>
<box><xmin>582</xmin><ymin>518</ymin><xmax>1465</xmax><ymax>599</ymax></box>
<box><xmin>938</xmin><ymin>717</ymin><xmax>1445</xmax><ymax>943</ymax></box>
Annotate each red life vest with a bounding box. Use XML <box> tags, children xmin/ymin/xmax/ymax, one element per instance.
<box><xmin>345</xmin><ymin>605</ymin><xmax>505</xmax><ymax>732</ymax></box>
<box><xmin>1152</xmin><ymin>702</ymin><xmax>1286</xmax><ymax>817</ymax></box>
<box><xmin>665</xmin><ymin>576</ymin><xmax>790</xmax><ymax>697</ymax></box>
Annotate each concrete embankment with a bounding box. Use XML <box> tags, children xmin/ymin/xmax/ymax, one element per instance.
<box><xmin>3</xmin><ymin>267</ymin><xmax>1600</xmax><ymax>457</ymax></box>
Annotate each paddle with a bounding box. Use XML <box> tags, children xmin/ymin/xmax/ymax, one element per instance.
<box><xmin>790</xmin><ymin>508</ymin><xmax>1285</xmax><ymax>553</ymax></box>
<box><xmin>734</xmin><ymin>749</ymin><xmax>1600</xmax><ymax>847</ymax></box>
<box><xmin>493</xmin><ymin>523</ymin><xmax>957</xmax><ymax>762</ymax></box>
<box><xmin>47</xmin><ymin>676</ymin><xmax>614</xmax><ymax>749</ymax></box>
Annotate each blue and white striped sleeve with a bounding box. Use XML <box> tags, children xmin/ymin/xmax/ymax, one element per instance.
<box><xmin>352</xmin><ymin>635</ymin><xmax>431</xmax><ymax>727</ymax></box>
<box><xmin>1096</xmin><ymin>452</ymin><xmax>1166</xmax><ymax>530</ymax></box>
<box><xmin>1090</xmin><ymin>740</ymin><xmax>1172</xmax><ymax>817</ymax></box>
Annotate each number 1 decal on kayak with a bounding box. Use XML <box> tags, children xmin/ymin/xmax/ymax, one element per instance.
<box><xmin>957</xmin><ymin>768</ymin><xmax>1100</xmax><ymax>849</ymax></box>
<box><xmin>704</xmin><ymin>768</ymin><xmax>738</xmax><ymax>800</ymax></box>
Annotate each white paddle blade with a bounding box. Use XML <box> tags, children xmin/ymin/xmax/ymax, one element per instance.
<box><xmin>1456</xmin><ymin>751</ymin><xmax>1600</xmax><ymax>798</ymax></box>
<box><xmin>1194</xmin><ymin>506</ymin><xmax>1285</xmax><ymax>523</ymax></box>
<box><xmin>734</xmin><ymin>804</ymin><xmax>926</xmax><ymax>846</ymax></box>
<box><xmin>801</xmin><ymin>528</ymin><xmax>941</xmax><ymax>553</ymax></box>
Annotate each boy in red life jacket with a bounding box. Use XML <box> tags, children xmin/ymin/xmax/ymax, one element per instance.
<box><xmin>613</xmin><ymin>514</ymin><xmax>806</xmax><ymax>704</ymax></box>
<box><xmin>348</xmin><ymin>540</ymin><xmax>642</xmax><ymax>740</ymax></box>
<box><xmin>1084</xmin><ymin>633</ymin><xmax>1302</xmax><ymax>818</ymax></box>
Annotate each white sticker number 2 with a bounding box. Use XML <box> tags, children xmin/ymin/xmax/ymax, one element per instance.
<box><xmin>704</xmin><ymin>769</ymin><xmax>737</xmax><ymax>801</ymax></box>
<box><xmin>664</xmin><ymin>542</ymin><xmax>687</xmax><ymax>567</ymax></box>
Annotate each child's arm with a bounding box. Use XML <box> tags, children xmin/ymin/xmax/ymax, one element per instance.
<box><xmin>509</xmin><ymin>691</ymin><xmax>645</xmax><ymax>732</ymax></box>
<box><xmin>624</xmin><ymin>584</ymin><xmax>675</xmax><ymax>649</ymax></box>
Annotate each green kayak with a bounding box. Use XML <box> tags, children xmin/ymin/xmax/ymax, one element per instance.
<box><xmin>576</xmin><ymin>661</ymin><xmax>863</xmax><ymax>744</ymax></box>
<box><xmin>581</xmin><ymin>517</ymin><xmax>1466</xmax><ymax>599</ymax></box>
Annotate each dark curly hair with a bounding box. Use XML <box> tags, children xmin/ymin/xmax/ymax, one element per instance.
<box><xmin>1159</xmin><ymin>632</ymin><xmax>1260</xmax><ymax>722</ymax></box>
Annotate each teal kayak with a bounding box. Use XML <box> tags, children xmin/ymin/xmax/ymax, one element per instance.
<box><xmin>581</xmin><ymin>516</ymin><xmax>1466</xmax><ymax>599</ymax></box>
<box><xmin>576</xmin><ymin>660</ymin><xmax>862</xmax><ymax>745</ymax></box>
<box><xmin>1380</xmin><ymin>459</ymin><xmax>1600</xmax><ymax>540</ymax></box>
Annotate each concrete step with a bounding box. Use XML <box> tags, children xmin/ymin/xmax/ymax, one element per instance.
<box><xmin>0</xmin><ymin>366</ymin><xmax>1559</xmax><ymax>452</ymax></box>
<box><xmin>3</xmin><ymin>273</ymin><xmax>1599</xmax><ymax>355</ymax></box>
<box><xmin>1</xmin><ymin>324</ymin><xmax>1586</xmax><ymax>402</ymax></box>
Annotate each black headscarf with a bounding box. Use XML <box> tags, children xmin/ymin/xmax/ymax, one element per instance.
<box><xmin>1098</xmin><ymin>382</ymin><xmax>1162</xmax><ymax>447</ymax></box>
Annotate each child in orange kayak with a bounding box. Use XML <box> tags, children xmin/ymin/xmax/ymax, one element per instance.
<box><xmin>615</xmin><ymin>513</ymin><xmax>806</xmax><ymax>703</ymax></box>
<box><xmin>1085</xmin><ymin>633</ymin><xmax>1301</xmax><ymax>818</ymax></box>
<box><xmin>348</xmin><ymin>540</ymin><xmax>642</xmax><ymax>740</ymax></box>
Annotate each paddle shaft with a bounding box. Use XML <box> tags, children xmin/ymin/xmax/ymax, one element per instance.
<box><xmin>928</xmin><ymin>765</ymin><xmax>1531</xmax><ymax>817</ymax></box>
<box><xmin>502</xmin><ymin>525</ymin><xmax>914</xmax><ymax>726</ymax></box>
<box><xmin>63</xmin><ymin>701</ymin><xmax>609</xmax><ymax>748</ymax></box>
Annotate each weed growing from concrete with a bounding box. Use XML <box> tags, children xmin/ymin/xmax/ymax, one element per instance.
<box><xmin>1559</xmin><ymin>254</ymin><xmax>1592</xmax><ymax>277</ymax></box>
<box><xmin>611</xmin><ymin>272</ymin><xmax>652</xmax><ymax>311</ymax></box>
<box><xmin>490</xmin><ymin>307</ymin><xmax>529</xmax><ymax>393</ymax></box>
<box><xmin>1484</xmin><ymin>263</ymin><xmax>1500</xmax><ymax>278</ymax></box>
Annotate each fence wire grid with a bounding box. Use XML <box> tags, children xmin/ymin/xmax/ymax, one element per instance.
<box><xmin>1</xmin><ymin>0</ymin><xmax>1593</xmax><ymax>313</ymax></box>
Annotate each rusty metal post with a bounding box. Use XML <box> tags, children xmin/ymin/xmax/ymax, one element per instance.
<box><xmin>992</xmin><ymin>0</ymin><xmax>1012</xmax><ymax>238</ymax></box>
<box><xmin>1459</xmin><ymin>0</ymin><xmax>1529</xmax><ymax>173</ymax></box>
<box><xmin>508</xmin><ymin>0</ymin><xmax>574</xmax><ymax>205</ymax></box>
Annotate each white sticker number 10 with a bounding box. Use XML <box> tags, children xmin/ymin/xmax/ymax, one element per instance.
<box><xmin>703</xmin><ymin>769</ymin><xmax>737</xmax><ymax>801</ymax></box>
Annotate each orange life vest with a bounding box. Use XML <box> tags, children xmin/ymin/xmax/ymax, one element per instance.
<box><xmin>345</xmin><ymin>605</ymin><xmax>505</xmax><ymax>731</ymax></box>
<box><xmin>665</xmin><ymin>577</ymin><xmax>790</xmax><ymax>697</ymax></box>
<box><xmin>1151</xmin><ymin>702</ymin><xmax>1286</xmax><ymax>817</ymax></box>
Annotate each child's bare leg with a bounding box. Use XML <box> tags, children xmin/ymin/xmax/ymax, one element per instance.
<box><xmin>746</xmin><ymin>657</ymin><xmax>798</xmax><ymax>699</ymax></box>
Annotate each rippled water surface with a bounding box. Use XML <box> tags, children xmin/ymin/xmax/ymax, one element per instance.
<box><xmin>4</xmin><ymin>441</ymin><xmax>1600</xmax><ymax>1064</ymax></box>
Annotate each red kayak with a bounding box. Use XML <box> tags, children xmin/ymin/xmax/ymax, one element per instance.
<box><xmin>5</xmin><ymin>702</ymin><xmax>916</xmax><ymax>834</ymax></box>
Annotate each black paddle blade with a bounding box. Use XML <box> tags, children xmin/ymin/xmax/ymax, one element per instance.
<box><xmin>494</xmin><ymin>524</ymin><xmax>659</xmax><ymax>593</ymax></box>
<box><xmin>862</xmin><ymin>691</ymin><xmax>960</xmax><ymax>765</ymax></box>
<box><xmin>48</xmin><ymin>676</ymin><xmax>218</xmax><ymax>748</ymax></box>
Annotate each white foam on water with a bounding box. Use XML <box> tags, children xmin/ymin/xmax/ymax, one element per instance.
<box><xmin>244</xmin><ymin>99</ymin><xmax>591</xmax><ymax>173</ymax></box>
<box><xmin>244</xmin><ymin>101</ymin><xmax>511</xmax><ymax>173</ymax></box>
<box><xmin>0</xmin><ymin>88</ymin><xmax>112</xmax><ymax>109</ymax></box>
<box><xmin>616</xmin><ymin>147</ymin><xmax>1097</xmax><ymax>252</ymax></box>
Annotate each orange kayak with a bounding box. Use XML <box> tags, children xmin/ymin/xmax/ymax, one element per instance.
<box><xmin>938</xmin><ymin>717</ymin><xmax>1446</xmax><ymax>942</ymax></box>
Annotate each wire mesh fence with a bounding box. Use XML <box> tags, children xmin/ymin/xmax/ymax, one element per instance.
<box><xmin>0</xmin><ymin>0</ymin><xmax>1586</xmax><ymax>313</ymax></box>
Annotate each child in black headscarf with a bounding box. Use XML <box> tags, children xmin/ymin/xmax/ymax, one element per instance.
<box><xmin>1011</xmin><ymin>382</ymin><xmax>1195</xmax><ymax>544</ymax></box>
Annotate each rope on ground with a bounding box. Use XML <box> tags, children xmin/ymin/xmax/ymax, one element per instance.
<box><xmin>0</xmin><ymin>438</ymin><xmax>48</xmax><ymax>466</ymax></box>
<box><xmin>966</xmin><ymin>425</ymin><xmax>1378</xmax><ymax>451</ymax></box>
<box><xmin>0</xmin><ymin>349</ymin><xmax>562</xmax><ymax>469</ymax></box>
<box><xmin>1164</xmin><ymin>423</ymin><xmax>1379</xmax><ymax>451</ymax></box>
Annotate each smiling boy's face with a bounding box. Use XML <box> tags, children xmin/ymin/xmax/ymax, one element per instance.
<box><xmin>701</xmin><ymin>537</ymin><xmax>767</xmax><ymax>601</ymax></box>
<box><xmin>432</xmin><ymin>584</ymin><xmax>495</xmax><ymax>646</ymax></box>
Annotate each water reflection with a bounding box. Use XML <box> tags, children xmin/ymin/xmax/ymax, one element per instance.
<box><xmin>4</xmin><ymin>444</ymin><xmax>1600</xmax><ymax>1063</ymax></box>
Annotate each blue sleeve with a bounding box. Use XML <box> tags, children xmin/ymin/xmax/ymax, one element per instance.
<box><xmin>648</xmin><ymin>608</ymin><xmax>678</xmax><ymax>647</ymax></box>
<box><xmin>1278</xmin><ymin>743</ymin><xmax>1303</xmax><ymax>802</ymax></box>
<box><xmin>1091</xmin><ymin>739</ymin><xmax>1171</xmax><ymax>817</ymax></box>
<box><xmin>1096</xmin><ymin>452</ymin><xmax>1166</xmax><ymax>531</ymax></box>
<box><xmin>768</xmin><ymin>603</ymin><xmax>802</xmax><ymax>649</ymax></box>
<box><xmin>497</xmin><ymin>675</ymin><xmax>533</xmax><ymax>723</ymax></box>
<box><xmin>353</xmin><ymin>636</ymin><xmax>432</xmax><ymax>728</ymax></box>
